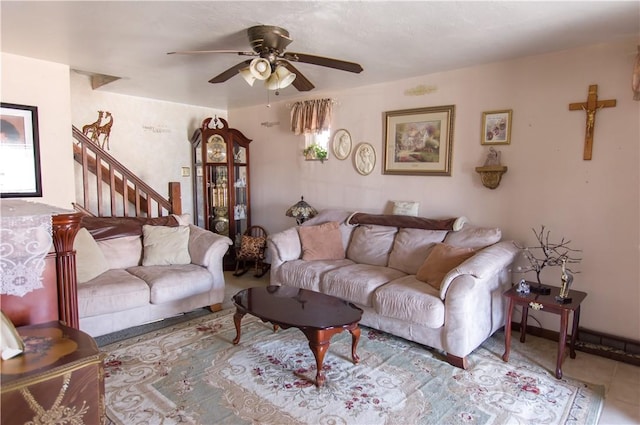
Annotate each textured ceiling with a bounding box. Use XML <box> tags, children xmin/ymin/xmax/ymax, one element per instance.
<box><xmin>1</xmin><ymin>1</ymin><xmax>638</xmax><ymax>110</ymax></box>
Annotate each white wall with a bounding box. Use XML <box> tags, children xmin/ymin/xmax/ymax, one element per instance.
<box><xmin>229</xmin><ymin>38</ymin><xmax>640</xmax><ymax>340</ymax></box>
<box><xmin>70</xmin><ymin>72</ymin><xmax>225</xmax><ymax>218</ymax></box>
<box><xmin>1</xmin><ymin>53</ymin><xmax>75</xmax><ymax>208</ymax></box>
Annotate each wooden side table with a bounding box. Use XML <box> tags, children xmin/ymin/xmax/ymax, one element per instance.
<box><xmin>1</xmin><ymin>321</ymin><xmax>106</xmax><ymax>424</ymax></box>
<box><xmin>502</xmin><ymin>283</ymin><xmax>587</xmax><ymax>379</ymax></box>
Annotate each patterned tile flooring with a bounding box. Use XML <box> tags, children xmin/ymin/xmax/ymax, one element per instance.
<box><xmin>223</xmin><ymin>272</ymin><xmax>640</xmax><ymax>425</ymax></box>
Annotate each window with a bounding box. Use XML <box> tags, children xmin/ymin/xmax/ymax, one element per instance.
<box><xmin>303</xmin><ymin>129</ymin><xmax>330</xmax><ymax>161</ymax></box>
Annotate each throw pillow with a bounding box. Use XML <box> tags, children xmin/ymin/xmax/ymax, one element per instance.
<box><xmin>74</xmin><ymin>227</ymin><xmax>109</xmax><ymax>283</ymax></box>
<box><xmin>142</xmin><ymin>225</ymin><xmax>191</xmax><ymax>266</ymax></box>
<box><xmin>415</xmin><ymin>243</ymin><xmax>476</xmax><ymax>290</ymax></box>
<box><xmin>298</xmin><ymin>221</ymin><xmax>346</xmax><ymax>261</ymax></box>
<box><xmin>392</xmin><ymin>201</ymin><xmax>419</xmax><ymax>216</ymax></box>
<box><xmin>237</xmin><ymin>235</ymin><xmax>267</xmax><ymax>260</ymax></box>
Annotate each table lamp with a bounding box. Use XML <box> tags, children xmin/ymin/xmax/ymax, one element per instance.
<box><xmin>285</xmin><ymin>196</ymin><xmax>317</xmax><ymax>225</ymax></box>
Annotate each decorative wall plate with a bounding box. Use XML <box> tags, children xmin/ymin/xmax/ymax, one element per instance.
<box><xmin>332</xmin><ymin>129</ymin><xmax>352</xmax><ymax>160</ymax></box>
<box><xmin>354</xmin><ymin>142</ymin><xmax>376</xmax><ymax>176</ymax></box>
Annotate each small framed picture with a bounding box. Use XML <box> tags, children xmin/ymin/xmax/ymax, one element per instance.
<box><xmin>481</xmin><ymin>109</ymin><xmax>512</xmax><ymax>145</ymax></box>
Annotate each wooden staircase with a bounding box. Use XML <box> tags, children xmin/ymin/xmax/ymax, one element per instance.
<box><xmin>72</xmin><ymin>126</ymin><xmax>181</xmax><ymax>217</ymax></box>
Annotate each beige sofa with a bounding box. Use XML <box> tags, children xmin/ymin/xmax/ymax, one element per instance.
<box><xmin>267</xmin><ymin>210</ymin><xmax>518</xmax><ymax>368</ymax></box>
<box><xmin>74</xmin><ymin>215</ymin><xmax>232</xmax><ymax>337</ymax></box>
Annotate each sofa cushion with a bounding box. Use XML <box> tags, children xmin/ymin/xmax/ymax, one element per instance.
<box><xmin>320</xmin><ymin>264</ymin><xmax>406</xmax><ymax>307</ymax></box>
<box><xmin>142</xmin><ymin>225</ymin><xmax>191</xmax><ymax>266</ymax></box>
<box><xmin>126</xmin><ymin>264</ymin><xmax>213</xmax><ymax>304</ymax></box>
<box><xmin>298</xmin><ymin>221</ymin><xmax>346</xmax><ymax>261</ymax></box>
<box><xmin>346</xmin><ymin>225</ymin><xmax>397</xmax><ymax>266</ymax></box>
<box><xmin>373</xmin><ymin>275</ymin><xmax>444</xmax><ymax>328</ymax></box>
<box><xmin>416</xmin><ymin>243</ymin><xmax>476</xmax><ymax>290</ymax></box>
<box><xmin>388</xmin><ymin>228</ymin><xmax>448</xmax><ymax>275</ymax></box>
<box><xmin>74</xmin><ymin>227</ymin><xmax>110</xmax><ymax>283</ymax></box>
<box><xmin>77</xmin><ymin>269</ymin><xmax>150</xmax><ymax>317</ymax></box>
<box><xmin>274</xmin><ymin>259</ymin><xmax>354</xmax><ymax>292</ymax></box>
<box><xmin>97</xmin><ymin>235</ymin><xmax>143</xmax><ymax>269</ymax></box>
<box><xmin>443</xmin><ymin>224</ymin><xmax>501</xmax><ymax>249</ymax></box>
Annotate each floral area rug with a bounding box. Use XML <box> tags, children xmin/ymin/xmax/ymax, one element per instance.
<box><xmin>102</xmin><ymin>310</ymin><xmax>603</xmax><ymax>425</ymax></box>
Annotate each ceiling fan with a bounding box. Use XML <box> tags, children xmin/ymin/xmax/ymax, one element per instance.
<box><xmin>168</xmin><ymin>25</ymin><xmax>364</xmax><ymax>92</ymax></box>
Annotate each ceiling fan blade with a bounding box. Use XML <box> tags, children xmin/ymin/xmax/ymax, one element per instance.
<box><xmin>284</xmin><ymin>52</ymin><xmax>363</xmax><ymax>73</ymax></box>
<box><xmin>208</xmin><ymin>60</ymin><xmax>252</xmax><ymax>83</ymax></box>
<box><xmin>167</xmin><ymin>50</ymin><xmax>255</xmax><ymax>55</ymax></box>
<box><xmin>281</xmin><ymin>62</ymin><xmax>315</xmax><ymax>91</ymax></box>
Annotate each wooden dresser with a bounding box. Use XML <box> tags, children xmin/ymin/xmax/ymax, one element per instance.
<box><xmin>1</xmin><ymin>321</ymin><xmax>105</xmax><ymax>424</ymax></box>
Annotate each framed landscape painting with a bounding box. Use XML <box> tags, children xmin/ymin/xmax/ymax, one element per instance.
<box><xmin>383</xmin><ymin>105</ymin><xmax>455</xmax><ymax>176</ymax></box>
<box><xmin>0</xmin><ymin>103</ymin><xmax>42</xmax><ymax>197</ymax></box>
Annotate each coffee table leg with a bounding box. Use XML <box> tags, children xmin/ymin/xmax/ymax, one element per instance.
<box><xmin>232</xmin><ymin>310</ymin><xmax>245</xmax><ymax>345</ymax></box>
<box><xmin>349</xmin><ymin>325</ymin><xmax>361</xmax><ymax>364</ymax></box>
<box><xmin>306</xmin><ymin>330</ymin><xmax>330</xmax><ymax>387</ymax></box>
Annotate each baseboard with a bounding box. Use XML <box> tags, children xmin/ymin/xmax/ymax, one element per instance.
<box><xmin>510</xmin><ymin>322</ymin><xmax>640</xmax><ymax>367</ymax></box>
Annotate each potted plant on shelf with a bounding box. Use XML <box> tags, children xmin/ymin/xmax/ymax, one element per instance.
<box><xmin>303</xmin><ymin>144</ymin><xmax>328</xmax><ymax>162</ymax></box>
<box><xmin>514</xmin><ymin>225</ymin><xmax>582</xmax><ymax>295</ymax></box>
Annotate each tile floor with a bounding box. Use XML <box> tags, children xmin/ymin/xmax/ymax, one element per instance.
<box><xmin>223</xmin><ymin>271</ymin><xmax>640</xmax><ymax>424</ymax></box>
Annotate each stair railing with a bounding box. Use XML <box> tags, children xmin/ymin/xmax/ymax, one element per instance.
<box><xmin>72</xmin><ymin>126</ymin><xmax>181</xmax><ymax>217</ymax></box>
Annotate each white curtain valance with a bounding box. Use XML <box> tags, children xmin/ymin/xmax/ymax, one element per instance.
<box><xmin>290</xmin><ymin>98</ymin><xmax>333</xmax><ymax>136</ymax></box>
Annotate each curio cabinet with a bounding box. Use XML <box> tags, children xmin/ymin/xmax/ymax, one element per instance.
<box><xmin>191</xmin><ymin>117</ymin><xmax>252</xmax><ymax>268</ymax></box>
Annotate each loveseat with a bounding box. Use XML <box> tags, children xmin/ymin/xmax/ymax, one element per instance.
<box><xmin>268</xmin><ymin>210</ymin><xmax>519</xmax><ymax>368</ymax></box>
<box><xmin>73</xmin><ymin>215</ymin><xmax>232</xmax><ymax>337</ymax></box>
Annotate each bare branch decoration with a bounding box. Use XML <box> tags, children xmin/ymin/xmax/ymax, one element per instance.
<box><xmin>514</xmin><ymin>225</ymin><xmax>582</xmax><ymax>285</ymax></box>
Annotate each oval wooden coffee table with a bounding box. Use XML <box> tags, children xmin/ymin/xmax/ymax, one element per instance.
<box><xmin>232</xmin><ymin>286</ymin><xmax>363</xmax><ymax>387</ymax></box>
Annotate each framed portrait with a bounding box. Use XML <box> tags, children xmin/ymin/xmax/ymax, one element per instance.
<box><xmin>383</xmin><ymin>105</ymin><xmax>455</xmax><ymax>176</ymax></box>
<box><xmin>354</xmin><ymin>142</ymin><xmax>376</xmax><ymax>176</ymax></box>
<box><xmin>0</xmin><ymin>103</ymin><xmax>42</xmax><ymax>197</ymax></box>
<box><xmin>481</xmin><ymin>109</ymin><xmax>512</xmax><ymax>145</ymax></box>
<box><xmin>331</xmin><ymin>129</ymin><xmax>352</xmax><ymax>160</ymax></box>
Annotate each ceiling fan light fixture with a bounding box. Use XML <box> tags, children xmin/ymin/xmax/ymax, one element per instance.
<box><xmin>265</xmin><ymin>65</ymin><xmax>296</xmax><ymax>91</ymax></box>
<box><xmin>249</xmin><ymin>58</ymin><xmax>272</xmax><ymax>80</ymax></box>
<box><xmin>239</xmin><ymin>67</ymin><xmax>256</xmax><ymax>86</ymax></box>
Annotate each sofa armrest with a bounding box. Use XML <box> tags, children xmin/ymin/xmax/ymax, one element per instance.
<box><xmin>188</xmin><ymin>225</ymin><xmax>232</xmax><ymax>270</ymax></box>
<box><xmin>439</xmin><ymin>240</ymin><xmax>518</xmax><ymax>300</ymax></box>
<box><xmin>266</xmin><ymin>227</ymin><xmax>302</xmax><ymax>269</ymax></box>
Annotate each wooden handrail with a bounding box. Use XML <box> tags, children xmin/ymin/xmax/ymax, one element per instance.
<box><xmin>72</xmin><ymin>126</ymin><xmax>181</xmax><ymax>217</ymax></box>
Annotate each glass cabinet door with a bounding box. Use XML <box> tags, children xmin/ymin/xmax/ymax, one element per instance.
<box><xmin>208</xmin><ymin>165</ymin><xmax>229</xmax><ymax>235</ymax></box>
<box><xmin>232</xmin><ymin>145</ymin><xmax>248</xmax><ymax>247</ymax></box>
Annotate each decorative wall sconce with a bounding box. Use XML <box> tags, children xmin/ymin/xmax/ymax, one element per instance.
<box><xmin>475</xmin><ymin>147</ymin><xmax>507</xmax><ymax>189</ymax></box>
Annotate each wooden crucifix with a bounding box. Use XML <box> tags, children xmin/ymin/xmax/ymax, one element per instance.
<box><xmin>569</xmin><ymin>84</ymin><xmax>616</xmax><ymax>160</ymax></box>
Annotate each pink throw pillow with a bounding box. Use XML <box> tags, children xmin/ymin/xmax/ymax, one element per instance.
<box><xmin>298</xmin><ymin>221</ymin><xmax>345</xmax><ymax>261</ymax></box>
<box><xmin>416</xmin><ymin>243</ymin><xmax>475</xmax><ymax>290</ymax></box>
